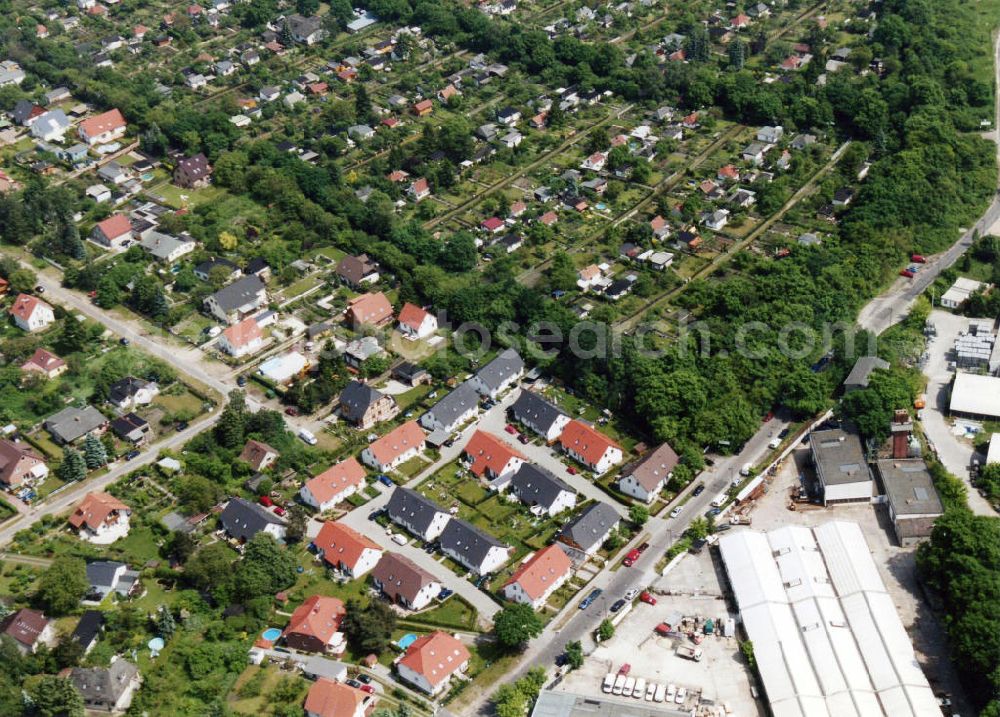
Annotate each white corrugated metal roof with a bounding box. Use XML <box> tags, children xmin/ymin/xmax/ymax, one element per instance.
<box><xmin>718</xmin><ymin>521</ymin><xmax>936</xmax><ymax>717</ymax></box>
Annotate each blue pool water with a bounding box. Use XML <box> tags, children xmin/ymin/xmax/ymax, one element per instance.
<box><xmin>397</xmin><ymin>633</ymin><xmax>418</xmax><ymax>649</ymax></box>
<box><xmin>261</xmin><ymin>628</ymin><xmax>282</xmax><ymax>642</ymax></box>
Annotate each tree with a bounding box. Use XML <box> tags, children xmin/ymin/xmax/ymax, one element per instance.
<box><xmin>56</xmin><ymin>448</ymin><xmax>87</xmax><ymax>483</ymax></box>
<box><xmin>235</xmin><ymin>533</ymin><xmax>297</xmax><ymax>600</ymax></box>
<box><xmin>285</xmin><ymin>506</ymin><xmax>308</xmax><ymax>543</ymax></box>
<box><xmin>564</xmin><ymin>640</ymin><xmax>583</xmax><ymax>669</ymax></box>
<box><xmin>628</xmin><ymin>504</ymin><xmax>649</xmax><ymax>526</ymax></box>
<box><xmin>687</xmin><ymin>516</ymin><xmax>713</xmax><ymax>540</ymax></box>
<box><xmin>37</xmin><ymin>557</ymin><xmax>89</xmax><ymax>615</ymax></box>
<box><xmin>493</xmin><ymin>603</ymin><xmax>544</xmax><ymax>649</ymax></box>
<box><xmin>95</xmin><ymin>275</ymin><xmax>123</xmax><ymax>308</ymax></box>
<box><xmin>57</xmin><ymin>315</ymin><xmax>87</xmax><ymax>354</ymax></box>
<box><xmin>83</xmin><ymin>433</ymin><xmax>108</xmax><ymax>469</ymax></box>
<box><xmin>156</xmin><ymin>606</ymin><xmax>176</xmax><ymax>638</ymax></box>
<box><xmin>185</xmin><ymin>543</ymin><xmax>234</xmax><ymax>593</ymax></box>
<box><xmin>342</xmin><ymin>599</ymin><xmax>397</xmax><ymax>654</ymax></box>
<box><xmin>215</xmin><ymin>390</ymin><xmax>249</xmax><ymax>448</ymax></box>
<box><xmin>597</xmin><ymin>619</ymin><xmax>615</xmax><ymax>641</ymax></box>
<box><xmin>218</xmin><ymin>231</ymin><xmax>239</xmax><ymax>250</ymax></box>
<box><xmin>29</xmin><ymin>676</ymin><xmax>84</xmax><ymax>717</ymax></box>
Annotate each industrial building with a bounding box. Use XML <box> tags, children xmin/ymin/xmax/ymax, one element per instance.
<box><xmin>952</xmin><ymin>318</ymin><xmax>999</xmax><ymax>370</ymax></box>
<box><xmin>809</xmin><ymin>429</ymin><xmax>872</xmax><ymax>505</ymax></box>
<box><xmin>718</xmin><ymin>522</ymin><xmax>940</xmax><ymax>717</ymax></box>
<box><xmin>874</xmin><ymin>459</ymin><xmax>943</xmax><ymax>546</ymax></box>
<box><xmin>949</xmin><ymin>372</ymin><xmax>1000</xmax><ymax>420</ymax></box>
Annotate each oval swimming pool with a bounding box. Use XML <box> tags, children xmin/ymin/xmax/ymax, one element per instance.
<box><xmin>397</xmin><ymin>633</ymin><xmax>418</xmax><ymax>649</ymax></box>
<box><xmin>261</xmin><ymin>628</ymin><xmax>282</xmax><ymax>642</ymax></box>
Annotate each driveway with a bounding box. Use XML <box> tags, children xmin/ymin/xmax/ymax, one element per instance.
<box><xmin>921</xmin><ymin>310</ymin><xmax>995</xmax><ymax>515</ymax></box>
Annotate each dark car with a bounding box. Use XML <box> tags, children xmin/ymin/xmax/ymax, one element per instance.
<box><xmin>705</xmin><ymin>507</ymin><xmax>722</xmax><ymax>518</ymax></box>
<box><xmin>175</xmin><ymin>421</ymin><xmax>189</xmax><ymax>432</ymax></box>
<box><xmin>424</xmin><ymin>542</ymin><xmax>436</xmax><ymax>554</ymax></box>
<box><xmin>716</xmin><ymin>524</ymin><xmax>732</xmax><ymax>532</ymax></box>
<box><xmin>579</xmin><ymin>588</ymin><xmax>602</xmax><ymax>610</ymax></box>
<box><xmin>284</xmin><ymin>406</ymin><xmax>300</xmax><ymax>416</ymax></box>
<box><xmin>555</xmin><ymin>653</ymin><xmax>568</xmax><ymax>667</ymax></box>
<box><xmin>637</xmin><ymin>542</ymin><xmax>650</xmax><ymax>553</ymax></box>
<box><xmin>357</xmin><ymin>674</ymin><xmax>372</xmax><ymax>684</ymax></box>
<box><xmin>518</xmin><ymin>434</ymin><xmax>529</xmax><ymax>444</ymax></box>
<box><xmin>692</xmin><ymin>484</ymin><xmax>705</xmax><ymax>497</ymax></box>
<box><xmin>237</xmin><ymin>375</ymin><xmax>248</xmax><ymax>387</ymax></box>
<box><xmin>119</xmin><ymin>337</ymin><xmax>130</xmax><ymax>346</ymax></box>
<box><xmin>124</xmin><ymin>450</ymin><xmax>140</xmax><ymax>461</ymax></box>
<box><xmin>345</xmin><ymin>679</ymin><xmax>362</xmax><ymax>689</ymax></box>
<box><xmin>377</xmin><ymin>474</ymin><xmax>394</xmax><ymax>487</ymax></box>
<box><xmin>34</xmin><ymin>285</ymin><xmax>45</xmax><ymax>294</ymax></box>
<box><xmin>610</xmin><ymin>598</ymin><xmax>627</xmax><ymax>613</ymax></box>
<box><xmin>438</xmin><ymin>588</ymin><xmax>454</xmax><ymax>600</ymax></box>
<box><xmin>778</xmin><ymin>428</ymin><xmax>790</xmax><ymax>439</ymax></box>
<box><xmin>444</xmin><ymin>438</ymin><xmax>455</xmax><ymax>448</ymax></box>
<box><xmin>367</xmin><ymin>509</ymin><xmax>383</xmax><ymax>521</ymax></box>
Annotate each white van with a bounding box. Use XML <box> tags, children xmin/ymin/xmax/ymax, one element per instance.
<box><xmin>602</xmin><ymin>673</ymin><xmax>615</xmax><ymax>693</ymax></box>
<box><xmin>633</xmin><ymin>678</ymin><xmax>646</xmax><ymax>700</ymax></box>
<box><xmin>740</xmin><ymin>462</ymin><xmax>752</xmax><ymax>476</ymax></box>
<box><xmin>653</xmin><ymin>684</ymin><xmax>666</xmax><ymax>702</ymax></box>
<box><xmin>612</xmin><ymin>675</ymin><xmax>626</xmax><ymax>695</ymax></box>
<box><xmin>711</xmin><ymin>491</ymin><xmax>728</xmax><ymax>508</ymax></box>
<box><xmin>298</xmin><ymin>428</ymin><xmax>317</xmax><ymax>445</ymax></box>
<box><xmin>622</xmin><ymin>677</ymin><xmax>635</xmax><ymax>697</ymax></box>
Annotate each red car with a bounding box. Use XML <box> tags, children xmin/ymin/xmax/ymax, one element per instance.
<box><xmin>623</xmin><ymin>548</ymin><xmax>641</xmax><ymax>567</ymax></box>
<box><xmin>763</xmin><ymin>411</ymin><xmax>774</xmax><ymax>422</ymax></box>
<box><xmin>273</xmin><ymin>506</ymin><xmax>286</xmax><ymax>517</ymax></box>
<box><xmin>640</xmin><ymin>592</ymin><xmax>657</xmax><ymax>605</ymax></box>
<box><xmin>567</xmin><ymin>466</ymin><xmax>577</xmax><ymax>475</ymax></box>
<box><xmin>285</xmin><ymin>406</ymin><xmax>300</xmax><ymax>416</ymax></box>
<box><xmin>911</xmin><ymin>254</ymin><xmax>927</xmax><ymax>263</ymax></box>
<box><xmin>359</xmin><ymin>685</ymin><xmax>375</xmax><ymax>695</ymax></box>
<box><xmin>900</xmin><ymin>268</ymin><xmax>915</xmax><ymax>278</ymax></box>
<box><xmin>505</xmin><ymin>424</ymin><xmax>517</xmax><ymax>435</ymax></box>
<box><xmin>259</xmin><ymin>495</ymin><xmax>273</xmax><ymax>507</ymax></box>
<box><xmin>618</xmin><ymin>663</ymin><xmax>631</xmax><ymax>676</ymax></box>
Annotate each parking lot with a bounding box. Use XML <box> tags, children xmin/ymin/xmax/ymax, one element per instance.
<box><xmin>553</xmin><ymin>546</ymin><xmax>764</xmax><ymax>717</ymax></box>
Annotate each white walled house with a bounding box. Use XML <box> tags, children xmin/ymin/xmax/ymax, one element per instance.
<box><xmin>618</xmin><ymin>443</ymin><xmax>679</xmax><ymax>503</ymax></box>
<box><xmin>9</xmin><ymin>294</ymin><xmax>55</xmax><ymax>332</ymax></box>
<box><xmin>300</xmin><ymin>457</ymin><xmax>366</xmax><ymax>512</ymax></box>
<box><xmin>361</xmin><ymin>421</ymin><xmax>426</xmax><ymax>472</ymax></box>
<box><xmin>502</xmin><ymin>544</ymin><xmax>572</xmax><ymax>609</ymax></box>
<box><xmin>68</xmin><ymin>492</ymin><xmax>131</xmax><ymax>544</ymax></box>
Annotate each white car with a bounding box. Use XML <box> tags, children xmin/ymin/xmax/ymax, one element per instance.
<box><xmin>622</xmin><ymin>677</ymin><xmax>635</xmax><ymax>697</ymax></box>
<box><xmin>769</xmin><ymin>436</ymin><xmax>781</xmax><ymax>449</ymax></box>
<box><xmin>666</xmin><ymin>684</ymin><xmax>676</xmax><ymax>702</ymax></box>
<box><xmin>670</xmin><ymin>506</ymin><xmax>683</xmax><ymax>518</ymax></box>
<box><xmin>653</xmin><ymin>684</ymin><xmax>665</xmax><ymax>702</ymax></box>
<box><xmin>645</xmin><ymin>682</ymin><xmax>656</xmax><ymax>701</ymax></box>
<box><xmin>675</xmin><ymin>686</ymin><xmax>687</xmax><ymax>704</ymax></box>
<box><xmin>623</xmin><ymin>588</ymin><xmax>639</xmax><ymax>601</ymax></box>
<box><xmin>602</xmin><ymin>673</ymin><xmax>614</xmax><ymax>693</ymax></box>
<box><xmin>391</xmin><ymin>533</ymin><xmax>408</xmax><ymax>546</ymax></box>
<box><xmin>633</xmin><ymin>679</ymin><xmax>645</xmax><ymax>700</ymax></box>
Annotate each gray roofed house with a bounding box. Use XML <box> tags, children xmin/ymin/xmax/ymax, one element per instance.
<box><xmin>876</xmin><ymin>458</ymin><xmax>943</xmax><ymax>546</ymax></box>
<box><xmin>45</xmin><ymin>405</ymin><xmax>108</xmax><ymax>444</ymax></box>
<box><xmin>618</xmin><ymin>442</ymin><xmax>679</xmax><ymax>503</ymax></box>
<box><xmin>285</xmin><ymin>13</ymin><xmax>325</xmax><ymax>44</ymax></box>
<box><xmin>558</xmin><ymin>502</ymin><xmax>620</xmax><ymax>561</ymax></box>
<box><xmin>508</xmin><ymin>464</ymin><xmax>577</xmax><ymax>517</ymax></box>
<box><xmin>140</xmin><ymin>231</ymin><xmax>196</xmax><ymax>263</ymax></box>
<box><xmin>204</xmin><ymin>275</ymin><xmax>267</xmax><ymax>324</ymax></box>
<box><xmin>810</xmin><ymin>429</ymin><xmax>872</xmax><ymax>506</ymax></box>
<box><xmin>71</xmin><ymin>610</ymin><xmax>105</xmax><ymax>655</ymax></box>
<box><xmin>371</xmin><ymin>553</ymin><xmax>442</xmax><ymax>611</ymax></box>
<box><xmin>85</xmin><ymin>560</ymin><xmax>141</xmax><ymax>601</ymax></box>
<box><xmin>439</xmin><ymin>518</ymin><xmax>509</xmax><ymax>574</ymax></box>
<box><xmin>843</xmin><ymin>356</ymin><xmax>889</xmax><ymax>391</ymax></box>
<box><xmin>69</xmin><ymin>658</ymin><xmax>141</xmax><ymax>713</ymax></box>
<box><xmin>419</xmin><ymin>381</ymin><xmax>480</xmax><ymax>433</ymax></box>
<box><xmin>385</xmin><ymin>487</ymin><xmax>451</xmax><ymax>541</ymax></box>
<box><xmin>509</xmin><ymin>390</ymin><xmax>571</xmax><ymax>443</ymax></box>
<box><xmin>30</xmin><ymin>109</ymin><xmax>71</xmax><ymax>141</ymax></box>
<box><xmin>470</xmin><ymin>348</ymin><xmax>524</xmax><ymax>399</ymax></box>
<box><xmin>219</xmin><ymin>497</ymin><xmax>286</xmax><ymax>543</ymax></box>
<box><xmin>338</xmin><ymin>380</ymin><xmax>398</xmax><ymax>428</ymax></box>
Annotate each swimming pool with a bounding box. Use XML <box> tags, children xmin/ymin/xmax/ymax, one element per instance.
<box><xmin>261</xmin><ymin>628</ymin><xmax>282</xmax><ymax>642</ymax></box>
<box><xmin>397</xmin><ymin>633</ymin><xmax>417</xmax><ymax>649</ymax></box>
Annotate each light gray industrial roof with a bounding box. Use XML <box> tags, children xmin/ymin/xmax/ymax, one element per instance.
<box><xmin>810</xmin><ymin>429</ymin><xmax>871</xmax><ymax>487</ymax></box>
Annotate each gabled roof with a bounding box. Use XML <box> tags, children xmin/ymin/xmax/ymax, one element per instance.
<box><xmin>45</xmin><ymin>405</ymin><xmax>107</xmax><ymax>443</ymax></box>
<box><xmin>335</xmin><ymin>254</ymin><xmax>377</xmax><ymax>284</ymax></box>
<box><xmin>85</xmin><ymin>559</ymin><xmax>126</xmax><ymax>589</ymax></box>
<box><xmin>313</xmin><ymin>521</ymin><xmax>381</xmax><ymax>570</ymax></box>
<box><xmin>222</xmin><ymin>316</ymin><xmax>264</xmax><ymax>349</ymax></box>
<box><xmin>627</xmin><ymin>442</ymin><xmax>679</xmax><ymax>491</ymax></box>
<box><xmin>284</xmin><ymin>595</ymin><xmax>346</xmax><ymax>645</ymax></box>
<box><xmin>108</xmin><ymin>376</ymin><xmax>152</xmax><ymax>404</ymax></box>
<box><xmin>510</xmin><ymin>391</ymin><xmax>567</xmax><ymax>435</ymax></box>
<box><xmin>367</xmin><ymin>421</ymin><xmax>425</xmax><ymax>466</ymax></box>
<box><xmin>0</xmin><ymin>608</ymin><xmax>49</xmax><ymax>648</ymax></box>
<box><xmin>372</xmin><ymin>552</ymin><xmax>438</xmax><ymax>602</ymax></box>
<box><xmin>68</xmin><ymin>492</ymin><xmax>130</xmax><ymax>531</ymax></box>
<box><xmin>71</xmin><ymin>610</ymin><xmax>104</xmax><ymax>649</ymax></box>
<box><xmin>558</xmin><ymin>420</ymin><xmax>621</xmax><ymax>464</ymax></box>
<box><xmin>95</xmin><ymin>213</ymin><xmax>133</xmax><ymax>239</ymax></box>
<box><xmin>463</xmin><ymin>430</ymin><xmax>524</xmax><ymax>477</ymax></box>
<box><xmin>176</xmin><ymin>153</ymin><xmax>211</xmax><ymax>178</ymax></box>
<box><xmin>304</xmin><ymin>457</ymin><xmax>366</xmax><ymax>505</ymax></box>
<box><xmin>439</xmin><ymin>518</ymin><xmax>506</xmax><ymax>566</ymax></box>
<box><xmin>425</xmin><ymin>382</ymin><xmax>479</xmax><ymax>427</ymax></box>
<box><xmin>508</xmin><ymin>463</ymin><xmax>576</xmax><ymax>510</ymax></box>
<box><xmin>398</xmin><ymin>302</ymin><xmax>433</xmax><ymax>331</ymax></box>
<box><xmin>10</xmin><ymin>293</ymin><xmax>52</xmax><ymax>323</ymax></box>
<box><xmin>473</xmin><ymin>348</ymin><xmax>524</xmax><ymax>393</ymax></box>
<box><xmin>21</xmin><ymin>348</ymin><xmax>65</xmax><ymax>374</ymax></box>
<box><xmin>385</xmin><ymin>487</ymin><xmax>447</xmax><ymax>534</ymax></box>
<box><xmin>69</xmin><ymin>659</ymin><xmax>138</xmax><ymax>704</ymax></box>
<box><xmin>304</xmin><ymin>679</ymin><xmax>366</xmax><ymax>717</ymax></box>
<box><xmin>79</xmin><ymin>108</ymin><xmax>126</xmax><ymax>138</ymax></box>
<box><xmin>219</xmin><ymin>496</ymin><xmax>284</xmax><ymax>541</ymax></box>
<box><xmin>339</xmin><ymin>381</ymin><xmax>391</xmax><ymax>423</ymax></box>
<box><xmin>559</xmin><ymin>502</ymin><xmax>619</xmax><ymax>551</ymax></box>
<box><xmin>238</xmin><ymin>439</ymin><xmax>279</xmax><ymax>470</ymax></box>
<box><xmin>110</xmin><ymin>412</ymin><xmax>148</xmax><ymax>439</ymax></box>
<box><xmin>398</xmin><ymin>631</ymin><xmax>471</xmax><ymax>689</ymax></box>
<box><xmin>209</xmin><ymin>275</ymin><xmax>266</xmax><ymax>312</ymax></box>
<box><xmin>504</xmin><ymin>544</ymin><xmax>572</xmax><ymax>600</ymax></box>
<box><xmin>346</xmin><ymin>292</ymin><xmax>393</xmax><ymax>325</ymax></box>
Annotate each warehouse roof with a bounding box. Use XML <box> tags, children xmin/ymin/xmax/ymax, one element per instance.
<box><xmin>810</xmin><ymin>429</ymin><xmax>871</xmax><ymax>486</ymax></box>
<box><xmin>949</xmin><ymin>372</ymin><xmax>1000</xmax><ymax>418</ymax></box>
<box><xmin>717</xmin><ymin>522</ymin><xmax>940</xmax><ymax>717</ymax></box>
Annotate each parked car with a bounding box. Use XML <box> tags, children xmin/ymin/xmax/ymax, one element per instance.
<box><xmin>285</xmin><ymin>406</ymin><xmax>300</xmax><ymax>417</ymax></box>
<box><xmin>675</xmin><ymin>686</ymin><xmax>687</xmax><ymax>704</ymax></box>
<box><xmin>119</xmin><ymin>337</ymin><xmax>130</xmax><ymax>346</ymax></box>
<box><xmin>367</xmin><ymin>509</ymin><xmax>383</xmax><ymax>522</ymax></box>
<box><xmin>705</xmin><ymin>507</ymin><xmax>721</xmax><ymax>518</ymax></box>
<box><xmin>911</xmin><ymin>254</ymin><xmax>927</xmax><ymax>263</ymax></box>
<box><xmin>391</xmin><ymin>533</ymin><xmax>407</xmax><ymax>546</ymax></box>
<box><xmin>579</xmin><ymin>588</ymin><xmax>602</xmax><ymax>609</ymax></box>
<box><xmin>505</xmin><ymin>424</ymin><xmax>517</xmax><ymax>435</ymax></box>
<box><xmin>259</xmin><ymin>495</ymin><xmax>273</xmax><ymax>507</ymax></box>
<box><xmin>237</xmin><ymin>375</ymin><xmax>248</xmax><ymax>387</ymax></box>
<box><xmin>377</xmin><ymin>474</ymin><xmax>394</xmax><ymax>487</ymax></box>
<box><xmin>640</xmin><ymin>591</ymin><xmax>657</xmax><ymax>605</ymax></box>
<box><xmin>567</xmin><ymin>466</ymin><xmax>578</xmax><ymax>475</ymax></box>
<box><xmin>763</xmin><ymin>411</ymin><xmax>774</xmax><ymax>422</ymax></box>
<box><xmin>622</xmin><ymin>548</ymin><xmax>641</xmax><ymax>567</ymax></box>
<box><xmin>345</xmin><ymin>679</ymin><xmax>362</xmax><ymax>689</ymax></box>
<box><xmin>900</xmin><ymin>268</ymin><xmax>915</xmax><ymax>278</ymax></box>
<box><xmin>637</xmin><ymin>542</ymin><xmax>649</xmax><ymax>553</ymax></box>
<box><xmin>175</xmin><ymin>421</ymin><xmax>189</xmax><ymax>431</ymax></box>
<box><xmin>438</xmin><ymin>588</ymin><xmax>454</xmax><ymax>600</ymax></box>
<box><xmin>778</xmin><ymin>428</ymin><xmax>790</xmax><ymax>438</ymax></box>
<box><xmin>360</xmin><ymin>685</ymin><xmax>375</xmax><ymax>695</ymax></box>
<box><xmin>623</xmin><ymin>588</ymin><xmax>639</xmax><ymax>601</ymax></box>
<box><xmin>518</xmin><ymin>434</ymin><xmax>529</xmax><ymax>444</ymax></box>
<box><xmin>34</xmin><ymin>285</ymin><xmax>45</xmax><ymax>294</ymax></box>
<box><xmin>670</xmin><ymin>506</ymin><xmax>683</xmax><ymax>519</ymax></box>
<box><xmin>273</xmin><ymin>506</ymin><xmax>286</xmax><ymax>517</ymax></box>
<box><xmin>692</xmin><ymin>484</ymin><xmax>705</xmax><ymax>496</ymax></box>
<box><xmin>769</xmin><ymin>437</ymin><xmax>781</xmax><ymax>449</ymax></box>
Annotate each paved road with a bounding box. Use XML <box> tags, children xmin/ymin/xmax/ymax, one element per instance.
<box><xmin>0</xmin><ymin>412</ymin><xmax>219</xmax><ymax>548</ymax></box>
<box><xmin>458</xmin><ymin>415</ymin><xmax>789</xmax><ymax>716</ymax></box>
<box><xmin>858</xmin><ymin>33</ymin><xmax>1000</xmax><ymax>336</ymax></box>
